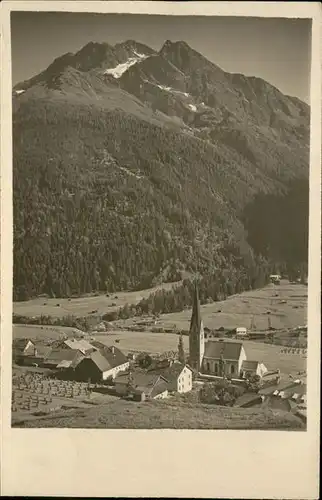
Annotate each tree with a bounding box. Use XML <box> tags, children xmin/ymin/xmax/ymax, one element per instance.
<box><xmin>245</xmin><ymin>373</ymin><xmax>261</xmax><ymax>392</ymax></box>
<box><xmin>178</xmin><ymin>334</ymin><xmax>185</xmax><ymax>364</ymax></box>
<box><xmin>137</xmin><ymin>352</ymin><xmax>152</xmax><ymax>369</ymax></box>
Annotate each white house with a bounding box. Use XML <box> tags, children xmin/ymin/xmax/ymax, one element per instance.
<box><xmin>73</xmin><ymin>345</ymin><xmax>129</xmax><ymax>382</ymax></box>
<box><xmin>149</xmin><ymin>362</ymin><xmax>193</xmax><ymax>393</ymax></box>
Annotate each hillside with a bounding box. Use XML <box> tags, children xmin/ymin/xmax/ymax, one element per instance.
<box><xmin>12</xmin><ymin>40</ymin><xmax>310</xmax><ymax>300</ymax></box>
<box><xmin>13</xmin><ymin>397</ymin><xmax>304</xmax><ymax>430</ymax></box>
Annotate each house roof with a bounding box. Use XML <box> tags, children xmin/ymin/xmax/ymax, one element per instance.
<box><xmin>259</xmin><ymin>381</ymin><xmax>306</xmax><ymax>397</ymax></box>
<box><xmin>204</xmin><ymin>340</ymin><xmax>243</xmax><ymax>361</ymax></box>
<box><xmin>63</xmin><ymin>338</ymin><xmax>96</xmax><ymax>354</ymax></box>
<box><xmin>44</xmin><ymin>349</ymin><xmax>84</xmax><ymax>366</ymax></box>
<box><xmin>150</xmin><ymin>380</ymin><xmax>168</xmax><ymax>398</ymax></box>
<box><xmin>115</xmin><ymin>371</ymin><xmax>168</xmax><ymax>396</ymax></box>
<box><xmin>13</xmin><ymin>338</ymin><xmax>33</xmax><ymax>351</ymax></box>
<box><xmin>241</xmin><ymin>360</ymin><xmax>260</xmax><ymax>370</ymax></box>
<box><xmin>56</xmin><ymin>359</ymin><xmax>74</xmax><ymax>369</ymax></box>
<box><xmin>33</xmin><ymin>343</ymin><xmax>52</xmax><ymax>357</ymax></box>
<box><xmin>148</xmin><ymin>362</ymin><xmax>190</xmax><ymax>383</ymax></box>
<box><xmin>85</xmin><ymin>345</ymin><xmax>128</xmax><ymax>373</ymax></box>
<box><xmin>90</xmin><ymin>340</ymin><xmax>109</xmax><ymax>350</ymax></box>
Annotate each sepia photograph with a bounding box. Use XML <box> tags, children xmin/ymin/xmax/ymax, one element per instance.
<box><xmin>1</xmin><ymin>2</ymin><xmax>321</xmax><ymax>498</ymax></box>
<box><xmin>9</xmin><ymin>11</ymin><xmax>312</xmax><ymax>431</ymax></box>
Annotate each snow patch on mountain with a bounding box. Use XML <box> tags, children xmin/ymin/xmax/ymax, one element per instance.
<box><xmin>104</xmin><ymin>51</ymin><xmax>148</xmax><ymax>79</ymax></box>
<box><xmin>156</xmin><ymin>84</ymin><xmax>189</xmax><ymax>98</ymax></box>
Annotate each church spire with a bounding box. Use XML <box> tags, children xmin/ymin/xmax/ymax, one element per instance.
<box><xmin>189</xmin><ymin>279</ymin><xmax>205</xmax><ymax>372</ymax></box>
<box><xmin>190</xmin><ymin>279</ymin><xmax>201</xmax><ymax>334</ymax></box>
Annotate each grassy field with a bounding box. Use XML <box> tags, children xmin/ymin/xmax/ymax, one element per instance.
<box><xmin>92</xmin><ymin>332</ymin><xmax>305</xmax><ymax>376</ymax></box>
<box><xmin>14</xmin><ymin>397</ymin><xmax>304</xmax><ymax>429</ymax></box>
<box><xmin>151</xmin><ymin>281</ymin><xmax>307</xmax><ymax>332</ymax></box>
<box><xmin>13</xmin><ymin>281</ymin><xmax>181</xmax><ymax>318</ymax></box>
<box><xmin>13</xmin><ymin>281</ymin><xmax>307</xmax><ymax>330</ymax></box>
<box><xmin>13</xmin><ymin>324</ymin><xmax>87</xmax><ymax>341</ymax></box>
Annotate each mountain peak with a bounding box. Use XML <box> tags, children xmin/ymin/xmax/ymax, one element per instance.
<box><xmin>160</xmin><ymin>39</ymin><xmax>191</xmax><ymax>55</ymax></box>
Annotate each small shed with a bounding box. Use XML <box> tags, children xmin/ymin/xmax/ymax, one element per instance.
<box><xmin>236</xmin><ymin>327</ymin><xmax>247</xmax><ymax>336</ymax></box>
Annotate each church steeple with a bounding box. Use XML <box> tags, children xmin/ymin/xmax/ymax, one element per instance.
<box><xmin>189</xmin><ymin>280</ymin><xmax>205</xmax><ymax>372</ymax></box>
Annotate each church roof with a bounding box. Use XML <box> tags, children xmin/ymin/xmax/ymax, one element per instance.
<box><xmin>189</xmin><ymin>280</ymin><xmax>202</xmax><ymax>333</ymax></box>
<box><xmin>204</xmin><ymin>340</ymin><xmax>243</xmax><ymax>361</ymax></box>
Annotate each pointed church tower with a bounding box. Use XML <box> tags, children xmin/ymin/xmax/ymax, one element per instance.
<box><xmin>189</xmin><ymin>280</ymin><xmax>205</xmax><ymax>372</ymax></box>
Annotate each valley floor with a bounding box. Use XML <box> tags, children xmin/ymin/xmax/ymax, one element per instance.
<box><xmin>11</xmin><ymin>280</ymin><xmax>307</xmax><ymax>430</ymax></box>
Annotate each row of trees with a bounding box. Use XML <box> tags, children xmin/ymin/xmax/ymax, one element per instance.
<box><xmin>12</xmin><ymin>313</ymin><xmax>92</xmax><ymax>332</ymax></box>
<box><xmin>104</xmin><ymin>261</ymin><xmax>271</xmax><ymax>321</ymax></box>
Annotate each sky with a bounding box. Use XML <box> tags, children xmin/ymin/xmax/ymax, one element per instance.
<box><xmin>11</xmin><ymin>12</ymin><xmax>311</xmax><ymax>102</ymax></box>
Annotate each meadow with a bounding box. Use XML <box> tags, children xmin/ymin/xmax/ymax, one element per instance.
<box><xmin>13</xmin><ymin>281</ymin><xmax>181</xmax><ymax>318</ymax></box>
<box><xmin>93</xmin><ymin>332</ymin><xmax>305</xmax><ymax>377</ymax></box>
<box><xmin>15</xmin><ymin>397</ymin><xmax>304</xmax><ymax>430</ymax></box>
<box><xmin>153</xmin><ymin>281</ymin><xmax>307</xmax><ymax>332</ymax></box>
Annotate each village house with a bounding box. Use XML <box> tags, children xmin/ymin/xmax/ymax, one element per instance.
<box><xmin>42</xmin><ymin>348</ymin><xmax>84</xmax><ymax>370</ymax></box>
<box><xmin>114</xmin><ymin>371</ymin><xmax>169</xmax><ymax>400</ymax></box>
<box><xmin>148</xmin><ymin>361</ymin><xmax>193</xmax><ymax>393</ymax></box>
<box><xmin>241</xmin><ymin>360</ymin><xmax>268</xmax><ymax>378</ymax></box>
<box><xmin>13</xmin><ymin>338</ymin><xmax>36</xmax><ymax>358</ymax></box>
<box><xmin>72</xmin><ymin>344</ymin><xmax>129</xmax><ymax>382</ymax></box>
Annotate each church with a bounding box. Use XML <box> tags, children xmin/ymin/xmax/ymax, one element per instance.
<box><xmin>188</xmin><ymin>282</ymin><xmax>267</xmax><ymax>379</ymax></box>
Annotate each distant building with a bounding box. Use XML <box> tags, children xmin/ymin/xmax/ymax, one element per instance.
<box><xmin>240</xmin><ymin>360</ymin><xmax>268</xmax><ymax>378</ymax></box>
<box><xmin>57</xmin><ymin>338</ymin><xmax>97</xmax><ymax>356</ymax></box>
<box><xmin>236</xmin><ymin>327</ymin><xmax>247</xmax><ymax>337</ymax></box>
<box><xmin>114</xmin><ymin>372</ymin><xmax>169</xmax><ymax>400</ymax></box>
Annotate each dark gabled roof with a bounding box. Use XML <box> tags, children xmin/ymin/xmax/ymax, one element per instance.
<box><xmin>148</xmin><ymin>362</ymin><xmax>190</xmax><ymax>382</ymax></box>
<box><xmin>13</xmin><ymin>338</ymin><xmax>33</xmax><ymax>351</ymax></box>
<box><xmin>115</xmin><ymin>371</ymin><xmax>168</xmax><ymax>396</ymax></box>
<box><xmin>44</xmin><ymin>348</ymin><xmax>83</xmax><ymax>363</ymax></box>
<box><xmin>150</xmin><ymin>380</ymin><xmax>169</xmax><ymax>398</ymax></box>
<box><xmin>33</xmin><ymin>343</ymin><xmax>52</xmax><ymax>357</ymax></box>
<box><xmin>204</xmin><ymin>340</ymin><xmax>243</xmax><ymax>361</ymax></box>
<box><xmin>85</xmin><ymin>345</ymin><xmax>128</xmax><ymax>373</ymax></box>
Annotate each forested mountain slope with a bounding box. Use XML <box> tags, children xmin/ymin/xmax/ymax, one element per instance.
<box><xmin>12</xmin><ymin>40</ymin><xmax>310</xmax><ymax>300</ymax></box>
